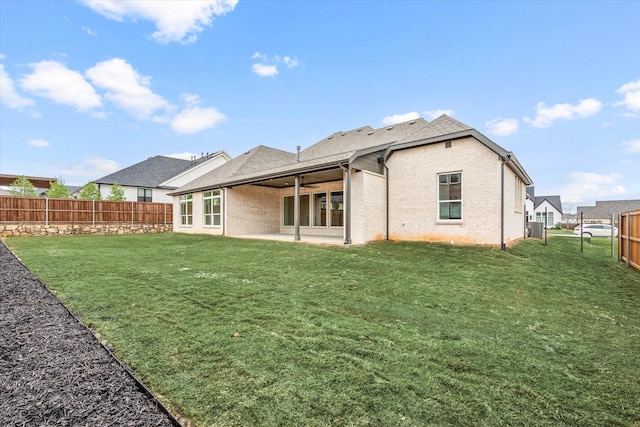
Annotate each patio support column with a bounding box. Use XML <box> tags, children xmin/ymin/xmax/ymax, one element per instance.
<box><xmin>294</xmin><ymin>175</ymin><xmax>300</xmax><ymax>241</ymax></box>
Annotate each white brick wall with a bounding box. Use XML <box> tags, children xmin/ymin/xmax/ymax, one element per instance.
<box><xmin>387</xmin><ymin>137</ymin><xmax>525</xmax><ymax>247</ymax></box>
<box><xmin>351</xmin><ymin>170</ymin><xmax>386</xmax><ymax>244</ymax></box>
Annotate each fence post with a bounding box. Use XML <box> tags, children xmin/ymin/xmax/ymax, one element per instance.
<box><xmin>580</xmin><ymin>212</ymin><xmax>584</xmax><ymax>253</ymax></box>
<box><xmin>610</xmin><ymin>213</ymin><xmax>614</xmax><ymax>257</ymax></box>
<box><xmin>131</xmin><ymin>201</ymin><xmax>134</xmax><ymax>225</ymax></box>
<box><xmin>45</xmin><ymin>197</ymin><xmax>49</xmax><ymax>226</ymax></box>
<box><xmin>626</xmin><ymin>213</ymin><xmax>630</xmax><ymax>267</ymax></box>
<box><xmin>164</xmin><ymin>203</ymin><xmax>167</xmax><ymax>226</ymax></box>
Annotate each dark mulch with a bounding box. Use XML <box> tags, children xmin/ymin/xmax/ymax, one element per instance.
<box><xmin>0</xmin><ymin>241</ymin><xmax>180</xmax><ymax>426</ymax></box>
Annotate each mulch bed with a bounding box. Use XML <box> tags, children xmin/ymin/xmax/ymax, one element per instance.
<box><xmin>0</xmin><ymin>241</ymin><xmax>180</xmax><ymax>426</ymax></box>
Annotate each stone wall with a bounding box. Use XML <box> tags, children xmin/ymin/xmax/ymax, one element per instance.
<box><xmin>0</xmin><ymin>223</ymin><xmax>172</xmax><ymax>237</ymax></box>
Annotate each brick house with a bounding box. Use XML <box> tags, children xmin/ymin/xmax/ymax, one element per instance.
<box><xmin>95</xmin><ymin>151</ymin><xmax>230</xmax><ymax>203</ymax></box>
<box><xmin>169</xmin><ymin>115</ymin><xmax>532</xmax><ymax>247</ymax></box>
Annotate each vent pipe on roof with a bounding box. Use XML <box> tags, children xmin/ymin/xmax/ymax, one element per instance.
<box><xmin>296</xmin><ymin>145</ymin><xmax>301</xmax><ymax>162</ymax></box>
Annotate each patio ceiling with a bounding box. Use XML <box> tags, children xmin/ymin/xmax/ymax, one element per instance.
<box><xmin>253</xmin><ymin>168</ymin><xmax>344</xmax><ymax>189</ymax></box>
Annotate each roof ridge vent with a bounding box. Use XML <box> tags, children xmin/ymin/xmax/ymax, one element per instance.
<box><xmin>387</xmin><ymin>126</ymin><xmax>394</xmax><ymax>130</ymax></box>
<box><xmin>356</xmin><ymin>128</ymin><xmax>362</xmax><ymax>132</ymax></box>
<box><xmin>328</xmin><ymin>136</ymin><xmax>333</xmax><ymax>140</ymax></box>
<box><xmin>409</xmin><ymin>120</ymin><xmax>416</xmax><ymax>124</ymax></box>
<box><xmin>341</xmin><ymin>132</ymin><xmax>347</xmax><ymax>136</ymax></box>
<box><xmin>367</xmin><ymin>131</ymin><xmax>374</xmax><ymax>135</ymax></box>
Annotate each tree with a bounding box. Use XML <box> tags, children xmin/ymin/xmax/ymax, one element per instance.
<box><xmin>78</xmin><ymin>181</ymin><xmax>101</xmax><ymax>200</ymax></box>
<box><xmin>46</xmin><ymin>178</ymin><xmax>70</xmax><ymax>198</ymax></box>
<box><xmin>9</xmin><ymin>176</ymin><xmax>38</xmax><ymax>197</ymax></box>
<box><xmin>106</xmin><ymin>183</ymin><xmax>126</xmax><ymax>201</ymax></box>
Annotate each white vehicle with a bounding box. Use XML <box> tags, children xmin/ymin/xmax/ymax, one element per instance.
<box><xmin>573</xmin><ymin>224</ymin><xmax>618</xmax><ymax>238</ymax></box>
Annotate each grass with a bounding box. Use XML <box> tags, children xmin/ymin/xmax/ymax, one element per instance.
<box><xmin>6</xmin><ymin>234</ymin><xmax>640</xmax><ymax>426</ymax></box>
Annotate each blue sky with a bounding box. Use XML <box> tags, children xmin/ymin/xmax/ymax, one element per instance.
<box><xmin>1</xmin><ymin>0</ymin><xmax>638</xmax><ymax>212</ymax></box>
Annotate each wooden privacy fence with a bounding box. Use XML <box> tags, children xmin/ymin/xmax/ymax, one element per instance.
<box><xmin>0</xmin><ymin>196</ymin><xmax>172</xmax><ymax>225</ymax></box>
<box><xmin>619</xmin><ymin>210</ymin><xmax>640</xmax><ymax>271</ymax></box>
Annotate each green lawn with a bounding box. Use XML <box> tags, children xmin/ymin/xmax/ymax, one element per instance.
<box><xmin>6</xmin><ymin>234</ymin><xmax>640</xmax><ymax>426</ymax></box>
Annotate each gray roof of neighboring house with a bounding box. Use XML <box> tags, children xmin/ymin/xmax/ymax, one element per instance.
<box><xmin>577</xmin><ymin>199</ymin><xmax>640</xmax><ymax>218</ymax></box>
<box><xmin>534</xmin><ymin>195</ymin><xmax>563</xmax><ymax>213</ymax></box>
<box><xmin>526</xmin><ymin>186</ymin><xmax>535</xmax><ymax>199</ymax></box>
<box><xmin>95</xmin><ymin>155</ymin><xmax>202</xmax><ymax>188</ymax></box>
<box><xmin>171</xmin><ymin>115</ymin><xmax>533</xmax><ymax>195</ymax></box>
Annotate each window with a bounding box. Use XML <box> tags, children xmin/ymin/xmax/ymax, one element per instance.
<box><xmin>536</xmin><ymin>211</ymin><xmax>554</xmax><ymax>227</ymax></box>
<box><xmin>283</xmin><ymin>195</ymin><xmax>309</xmax><ymax>226</ymax></box>
<box><xmin>203</xmin><ymin>190</ymin><xmax>221</xmax><ymax>226</ymax></box>
<box><xmin>137</xmin><ymin>188</ymin><xmax>152</xmax><ymax>202</ymax></box>
<box><xmin>438</xmin><ymin>173</ymin><xmax>462</xmax><ymax>220</ymax></box>
<box><xmin>330</xmin><ymin>191</ymin><xmax>343</xmax><ymax>226</ymax></box>
<box><xmin>313</xmin><ymin>193</ymin><xmax>327</xmax><ymax>226</ymax></box>
<box><xmin>180</xmin><ymin>194</ymin><xmax>193</xmax><ymax>225</ymax></box>
<box><xmin>514</xmin><ymin>177</ymin><xmax>522</xmax><ymax>213</ymax></box>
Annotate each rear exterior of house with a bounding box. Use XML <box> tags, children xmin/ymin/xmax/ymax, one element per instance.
<box><xmin>170</xmin><ymin>115</ymin><xmax>532</xmax><ymax>248</ymax></box>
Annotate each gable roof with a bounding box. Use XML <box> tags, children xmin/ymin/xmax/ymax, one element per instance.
<box><xmin>387</xmin><ymin>115</ymin><xmax>532</xmax><ymax>185</ymax></box>
<box><xmin>171</xmin><ymin>115</ymin><xmax>533</xmax><ymax>195</ymax></box>
<box><xmin>95</xmin><ymin>155</ymin><xmax>211</xmax><ymax>188</ymax></box>
<box><xmin>534</xmin><ymin>195</ymin><xmax>563</xmax><ymax>213</ymax></box>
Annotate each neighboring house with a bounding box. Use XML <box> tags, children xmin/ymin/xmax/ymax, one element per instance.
<box><xmin>169</xmin><ymin>115</ymin><xmax>532</xmax><ymax>248</ymax></box>
<box><xmin>525</xmin><ymin>186</ymin><xmax>563</xmax><ymax>228</ymax></box>
<box><xmin>577</xmin><ymin>200</ymin><xmax>640</xmax><ymax>225</ymax></box>
<box><xmin>95</xmin><ymin>152</ymin><xmax>231</xmax><ymax>203</ymax></box>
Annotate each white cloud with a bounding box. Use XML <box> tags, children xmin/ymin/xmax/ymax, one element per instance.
<box><xmin>79</xmin><ymin>0</ymin><xmax>237</xmax><ymax>44</ymax></box>
<box><xmin>81</xmin><ymin>26</ymin><xmax>97</xmax><ymax>36</ymax></box>
<box><xmin>558</xmin><ymin>172</ymin><xmax>626</xmax><ymax>206</ymax></box>
<box><xmin>19</xmin><ymin>60</ymin><xmax>102</xmax><ymax>111</ymax></box>
<box><xmin>171</xmin><ymin>106</ymin><xmax>226</xmax><ymax>134</ymax></box>
<box><xmin>621</xmin><ymin>138</ymin><xmax>640</xmax><ymax>154</ymax></box>
<box><xmin>0</xmin><ymin>64</ymin><xmax>36</xmax><ymax>109</ymax></box>
<box><xmin>251</xmin><ymin>53</ymin><xmax>300</xmax><ymax>76</ymax></box>
<box><xmin>614</xmin><ymin>79</ymin><xmax>640</xmax><ymax>115</ymax></box>
<box><xmin>524</xmin><ymin>98</ymin><xmax>602</xmax><ymax>128</ymax></box>
<box><xmin>283</xmin><ymin>56</ymin><xmax>299</xmax><ymax>68</ymax></box>
<box><xmin>252</xmin><ymin>52</ymin><xmax>267</xmax><ymax>61</ymax></box>
<box><xmin>486</xmin><ymin>118</ymin><xmax>519</xmax><ymax>136</ymax></box>
<box><xmin>252</xmin><ymin>63</ymin><xmax>278</xmax><ymax>77</ymax></box>
<box><xmin>382</xmin><ymin>112</ymin><xmax>420</xmax><ymax>126</ymax></box>
<box><xmin>61</xmin><ymin>157</ymin><xmax>120</xmax><ymax>180</ymax></box>
<box><xmin>424</xmin><ymin>109</ymin><xmax>454</xmax><ymax>120</ymax></box>
<box><xmin>85</xmin><ymin>58</ymin><xmax>171</xmax><ymax>120</ymax></box>
<box><xmin>28</xmin><ymin>139</ymin><xmax>50</xmax><ymax>148</ymax></box>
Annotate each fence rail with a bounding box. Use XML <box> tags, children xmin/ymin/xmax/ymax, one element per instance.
<box><xmin>0</xmin><ymin>196</ymin><xmax>172</xmax><ymax>225</ymax></box>
<box><xmin>619</xmin><ymin>210</ymin><xmax>640</xmax><ymax>271</ymax></box>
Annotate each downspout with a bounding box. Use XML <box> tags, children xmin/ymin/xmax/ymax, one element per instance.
<box><xmin>340</xmin><ymin>164</ymin><xmax>352</xmax><ymax>245</ymax></box>
<box><xmin>383</xmin><ymin>161</ymin><xmax>390</xmax><ymax>241</ymax></box>
<box><xmin>221</xmin><ymin>186</ymin><xmax>225</xmax><ymax>236</ymax></box>
<box><xmin>294</xmin><ymin>175</ymin><xmax>300</xmax><ymax>241</ymax></box>
<box><xmin>500</xmin><ymin>156</ymin><xmax>507</xmax><ymax>251</ymax></box>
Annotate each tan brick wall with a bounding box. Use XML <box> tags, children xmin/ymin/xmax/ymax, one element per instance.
<box><xmin>352</xmin><ymin>170</ymin><xmax>386</xmax><ymax>244</ymax></box>
<box><xmin>226</xmin><ymin>185</ymin><xmax>281</xmax><ymax>235</ymax></box>
<box><xmin>387</xmin><ymin>137</ymin><xmax>525</xmax><ymax>246</ymax></box>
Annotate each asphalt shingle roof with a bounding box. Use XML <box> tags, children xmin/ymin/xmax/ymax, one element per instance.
<box><xmin>534</xmin><ymin>195</ymin><xmax>563</xmax><ymax>213</ymax></box>
<box><xmin>171</xmin><ymin>114</ymin><xmax>532</xmax><ymax>194</ymax></box>
<box><xmin>95</xmin><ymin>156</ymin><xmax>197</xmax><ymax>188</ymax></box>
<box><xmin>577</xmin><ymin>200</ymin><xmax>640</xmax><ymax>218</ymax></box>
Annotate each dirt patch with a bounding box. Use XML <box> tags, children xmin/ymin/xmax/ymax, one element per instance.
<box><xmin>0</xmin><ymin>240</ymin><xmax>180</xmax><ymax>426</ymax></box>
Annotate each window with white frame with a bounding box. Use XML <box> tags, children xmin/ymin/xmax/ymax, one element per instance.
<box><xmin>180</xmin><ymin>194</ymin><xmax>193</xmax><ymax>225</ymax></box>
<box><xmin>203</xmin><ymin>190</ymin><xmax>221</xmax><ymax>226</ymax></box>
<box><xmin>536</xmin><ymin>211</ymin><xmax>554</xmax><ymax>227</ymax></box>
<box><xmin>438</xmin><ymin>172</ymin><xmax>462</xmax><ymax>220</ymax></box>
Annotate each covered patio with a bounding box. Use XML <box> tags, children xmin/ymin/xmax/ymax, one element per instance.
<box><xmin>233</xmin><ymin>233</ymin><xmax>346</xmax><ymax>246</ymax></box>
